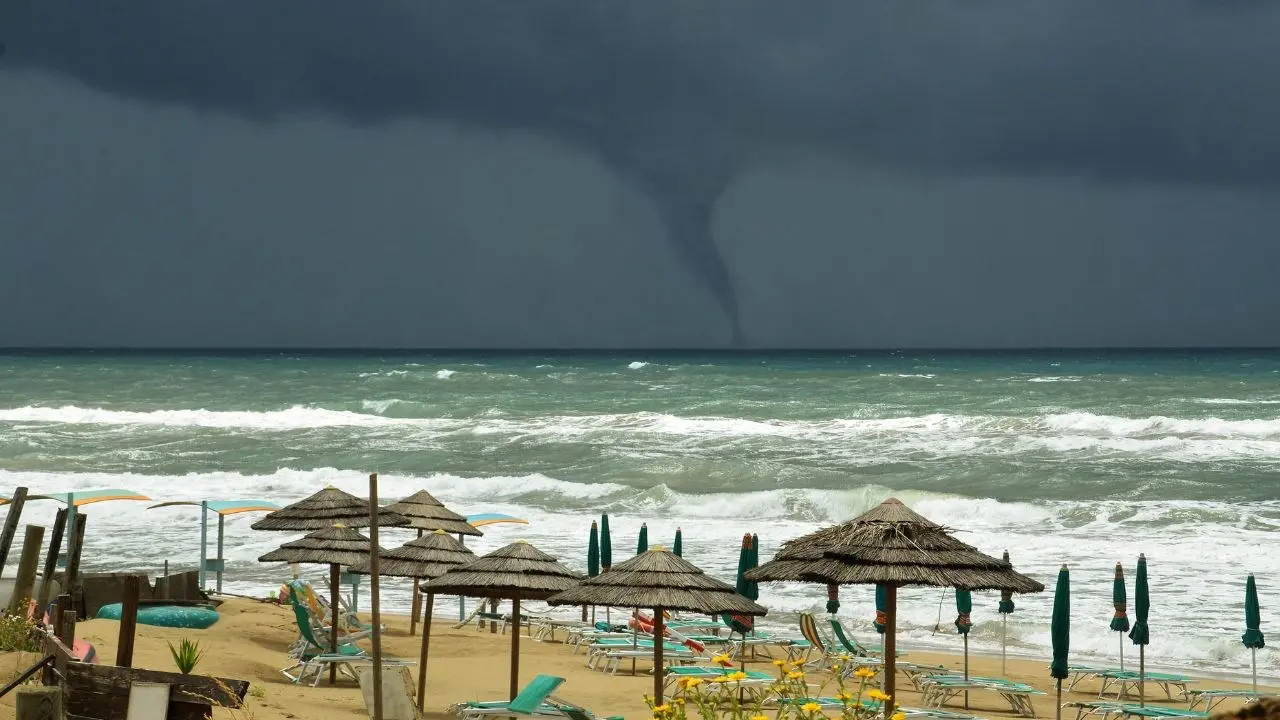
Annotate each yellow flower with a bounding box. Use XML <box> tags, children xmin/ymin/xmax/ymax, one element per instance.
<box><xmin>729</xmin><ymin>671</ymin><xmax>748</xmax><ymax>681</ymax></box>
<box><xmin>893</xmin><ymin>714</ymin><xmax>907</xmax><ymax>720</ymax></box>
<box><xmin>773</xmin><ymin>659</ymin><xmax>787</xmax><ymax>667</ymax></box>
<box><xmin>836</xmin><ymin>691</ymin><xmax>854</xmax><ymax>702</ymax></box>
<box><xmin>855</xmin><ymin>666</ymin><xmax>877</xmax><ymax>679</ymax></box>
<box><xmin>801</xmin><ymin>702</ymin><xmax>823</xmax><ymax>713</ymax></box>
<box><xmin>839</xmin><ymin>653</ymin><xmax>852</xmax><ymax>661</ymax></box>
<box><xmin>675</xmin><ymin>698</ymin><xmax>686</xmax><ymax>706</ymax></box>
<box><xmin>867</xmin><ymin>689</ymin><xmax>890</xmax><ymax>702</ymax></box>
<box><xmin>711</xmin><ymin>675</ymin><xmax>731</xmax><ymax>683</ymax></box>
<box><xmin>686</xmin><ymin>677</ymin><xmax>702</xmax><ymax>688</ymax></box>
<box><xmin>753</xmin><ymin>716</ymin><xmax>770</xmax><ymax>720</ymax></box>
<box><xmin>712</xmin><ymin>653</ymin><xmax>732</xmax><ymax>664</ymax></box>
<box><xmin>654</xmin><ymin>705</ymin><xmax>670</xmax><ymax>713</ymax></box>
<box><xmin>832</xmin><ymin>664</ymin><xmax>842</xmax><ymax>673</ymax></box>
<box><xmin>786</xmin><ymin>670</ymin><xmax>805</xmax><ymax>680</ymax></box>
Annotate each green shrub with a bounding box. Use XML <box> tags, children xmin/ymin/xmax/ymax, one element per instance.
<box><xmin>0</xmin><ymin>613</ymin><xmax>40</xmax><ymax>652</ymax></box>
<box><xmin>168</xmin><ymin>638</ymin><xmax>205</xmax><ymax>674</ymax></box>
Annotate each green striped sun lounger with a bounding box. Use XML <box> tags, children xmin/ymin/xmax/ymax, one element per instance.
<box><xmin>1098</xmin><ymin>671</ymin><xmax>1195</xmax><ymax>702</ymax></box>
<box><xmin>451</xmin><ymin>674</ymin><xmax>624</xmax><ymax>720</ymax></box>
<box><xmin>1186</xmin><ymin>690</ymin><xmax>1280</xmax><ymax>713</ymax></box>
<box><xmin>919</xmin><ymin>675</ymin><xmax>1044</xmax><ymax>717</ymax></box>
<box><xmin>1066</xmin><ymin>702</ymin><xmax>1208</xmax><ymax>720</ymax></box>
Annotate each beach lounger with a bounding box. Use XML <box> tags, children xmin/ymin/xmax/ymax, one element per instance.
<box><xmin>1066</xmin><ymin>702</ymin><xmax>1208</xmax><ymax>720</ymax></box>
<box><xmin>1097</xmin><ymin>671</ymin><xmax>1195</xmax><ymax>702</ymax></box>
<box><xmin>899</xmin><ymin>663</ymin><xmax>954</xmax><ymax>691</ymax></box>
<box><xmin>1067</xmin><ymin>666</ymin><xmax>1109</xmax><ymax>692</ymax></box>
<box><xmin>829</xmin><ymin>618</ymin><xmax>902</xmax><ymax>658</ymax></box>
<box><xmin>281</xmin><ymin>604</ymin><xmax>412</xmax><ymax>686</ymax></box>
<box><xmin>450</xmin><ymin>674</ymin><xmax>624</xmax><ymax>720</ymax></box>
<box><xmin>1186</xmin><ymin>690</ymin><xmax>1280</xmax><ymax>713</ymax></box>
<box><xmin>663</xmin><ymin>665</ymin><xmax>776</xmax><ymax>691</ymax></box>
<box><xmin>532</xmin><ymin>618</ymin><xmax>590</xmax><ymax>643</ymax></box>
<box><xmin>796</xmin><ymin>613</ymin><xmax>842</xmax><ymax>670</ymax></box>
<box><xmin>918</xmin><ymin>675</ymin><xmax>1044</xmax><ymax>717</ymax></box>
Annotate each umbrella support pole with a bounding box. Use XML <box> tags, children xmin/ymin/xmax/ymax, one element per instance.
<box><xmin>1139</xmin><ymin>645</ymin><xmax>1145</xmax><ymax>707</ymax></box>
<box><xmin>1119</xmin><ymin>634</ymin><xmax>1124</xmax><ymax>672</ymax></box>
<box><xmin>329</xmin><ymin>562</ymin><xmax>340</xmax><ymax>686</ymax></box>
<box><xmin>884</xmin><ymin>584</ymin><xmax>897</xmax><ymax>720</ymax></box>
<box><xmin>509</xmin><ymin>595</ymin><xmax>521</xmax><ymax>701</ymax></box>
<box><xmin>410</xmin><ymin>530</ymin><xmax>423</xmax><ymax>636</ymax></box>
<box><xmin>964</xmin><ymin>634</ymin><xmax>969</xmax><ymax>709</ymax></box>
<box><xmin>368</xmin><ymin>472</ymin><xmax>384</xmax><ymax>720</ymax></box>
<box><xmin>1253</xmin><ymin>648</ymin><xmax>1258</xmax><ymax>695</ymax></box>
<box><xmin>1056</xmin><ymin>679</ymin><xmax>1062</xmax><ymax>720</ymax></box>
<box><xmin>653</xmin><ymin>607</ymin><xmax>665</xmax><ymax>705</ymax></box>
<box><xmin>1001</xmin><ymin>615</ymin><xmax>1007</xmax><ymax>677</ymax></box>
<box><xmin>417</xmin><ymin>592</ymin><xmax>434</xmax><ymax>712</ymax></box>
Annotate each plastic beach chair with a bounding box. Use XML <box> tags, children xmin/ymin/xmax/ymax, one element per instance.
<box><xmin>449</xmin><ymin>675</ymin><xmax>623</xmax><ymax>720</ymax></box>
<box><xmin>1186</xmin><ymin>690</ymin><xmax>1280</xmax><ymax>713</ymax></box>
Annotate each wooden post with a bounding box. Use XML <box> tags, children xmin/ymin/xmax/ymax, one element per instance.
<box><xmin>416</xmin><ymin>592</ymin><xmax>434</xmax><ymax>712</ymax></box>
<box><xmin>64</xmin><ymin>514</ymin><xmax>87</xmax><ymax>610</ymax></box>
<box><xmin>8</xmin><ymin>525</ymin><xmax>46</xmax><ymax>616</ymax></box>
<box><xmin>509</xmin><ymin>594</ymin><xmax>520</xmax><ymax>701</ymax></box>
<box><xmin>490</xmin><ymin>598</ymin><xmax>498</xmax><ymax>634</ymax></box>
<box><xmin>216</xmin><ymin>514</ymin><xmax>226</xmax><ymax>594</ymax></box>
<box><xmin>653</xmin><ymin>606</ymin><xmax>665</xmax><ymax>704</ymax></box>
<box><xmin>0</xmin><ymin>486</ymin><xmax>29</xmax><ymax>578</ymax></box>
<box><xmin>36</xmin><ymin>509</ymin><xmax>67</xmax><ymax>614</ymax></box>
<box><xmin>58</xmin><ymin>609</ymin><xmax>76</xmax><ymax>651</ymax></box>
<box><xmin>409</xmin><ymin>530</ymin><xmax>422</xmax><ymax>636</ymax></box>
<box><xmin>368</xmin><ymin>473</ymin><xmax>384</xmax><ymax>720</ymax></box>
<box><xmin>116</xmin><ymin>575</ymin><xmax>140</xmax><ymax>667</ymax></box>
<box><xmin>329</xmin><ymin>562</ymin><xmax>340</xmax><ymax>685</ymax></box>
<box><xmin>884</xmin><ymin>585</ymin><xmax>897</xmax><ymax>720</ymax></box>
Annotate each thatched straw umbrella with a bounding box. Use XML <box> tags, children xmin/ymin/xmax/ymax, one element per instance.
<box><xmin>746</xmin><ymin>498</ymin><xmax>1044</xmax><ymax>720</ymax></box>
<box><xmin>382</xmin><ymin>490</ymin><xmax>481</xmax><ymax>636</ymax></box>
<box><xmin>347</xmin><ymin>530</ymin><xmax>476</xmax><ymax>713</ymax></box>
<box><xmin>422</xmin><ymin>541</ymin><xmax>583</xmax><ymax>700</ymax></box>
<box><xmin>251</xmin><ymin>486</ymin><xmax>410</xmax><ymax>531</ymax></box>
<box><xmin>260</xmin><ymin>524</ymin><xmax>386</xmax><ymax>685</ymax></box>
<box><xmin>547</xmin><ymin>546</ymin><xmax>767</xmax><ymax>704</ymax></box>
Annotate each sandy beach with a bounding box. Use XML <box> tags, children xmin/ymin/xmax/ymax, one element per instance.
<box><xmin>0</xmin><ymin>597</ymin><xmax>1268</xmax><ymax>720</ymax></box>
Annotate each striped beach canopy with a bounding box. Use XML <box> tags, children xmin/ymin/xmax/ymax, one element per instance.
<box><xmin>465</xmin><ymin>513</ymin><xmax>529</xmax><ymax>528</ymax></box>
<box><xmin>148</xmin><ymin>499</ymin><xmax>280</xmax><ymax>515</ymax></box>
<box><xmin>17</xmin><ymin>488</ymin><xmax>152</xmax><ymax>506</ymax></box>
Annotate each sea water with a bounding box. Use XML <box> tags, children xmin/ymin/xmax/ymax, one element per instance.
<box><xmin>0</xmin><ymin>350</ymin><xmax>1276</xmax><ymax>678</ymax></box>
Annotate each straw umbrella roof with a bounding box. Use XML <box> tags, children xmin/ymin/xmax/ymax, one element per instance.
<box><xmin>383</xmin><ymin>490</ymin><xmax>482</xmax><ymax>536</ymax></box>
<box><xmin>250</xmin><ymin>486</ymin><xmax>410</xmax><ymax>531</ymax></box>
<box><xmin>547</xmin><ymin>546</ymin><xmax>768</xmax><ymax>615</ymax></box>
<box><xmin>747</xmin><ymin>497</ymin><xmax>1044</xmax><ymax>592</ymax></box>
<box><xmin>258</xmin><ymin>524</ymin><xmax>385</xmax><ymax>566</ymax></box>
<box><xmin>347</xmin><ymin>529</ymin><xmax>477</xmax><ymax>579</ymax></box>
<box><xmin>421</xmin><ymin>541</ymin><xmax>583</xmax><ymax>599</ymax></box>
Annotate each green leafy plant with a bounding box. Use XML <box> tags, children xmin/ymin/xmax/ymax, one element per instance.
<box><xmin>168</xmin><ymin>638</ymin><xmax>205</xmax><ymax>675</ymax></box>
<box><xmin>0</xmin><ymin>613</ymin><xmax>40</xmax><ymax>652</ymax></box>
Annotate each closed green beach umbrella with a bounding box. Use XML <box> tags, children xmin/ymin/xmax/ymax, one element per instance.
<box><xmin>998</xmin><ymin>551</ymin><xmax>1016</xmax><ymax>614</ymax></box>
<box><xmin>874</xmin><ymin>584</ymin><xmax>888</xmax><ymax>634</ymax></box>
<box><xmin>637</xmin><ymin>523</ymin><xmax>648</xmax><ymax>554</ymax></box>
<box><xmin>746</xmin><ymin>533</ymin><xmax>760</xmax><ymax>602</ymax></box>
<box><xmin>600</xmin><ymin>514</ymin><xmax>612</xmax><ymax>570</ymax></box>
<box><xmin>587</xmin><ymin>521</ymin><xmax>600</xmax><ymax>577</ymax></box>
<box><xmin>1111</xmin><ymin>562</ymin><xmax>1130</xmax><ymax>670</ymax></box>
<box><xmin>673</xmin><ymin>527</ymin><xmax>683</xmax><ymax>557</ymax></box>
<box><xmin>726</xmin><ymin>533</ymin><xmax>754</xmax><ymax>634</ymax></box>
<box><xmin>998</xmin><ymin>550</ymin><xmax>1016</xmax><ymax>676</ymax></box>
<box><xmin>1128</xmin><ymin>553</ymin><xmax>1150</xmax><ymax>706</ymax></box>
<box><xmin>956</xmin><ymin>588</ymin><xmax>973</xmax><ymax>695</ymax></box>
<box><xmin>1244</xmin><ymin>574</ymin><xmax>1265</xmax><ymax>693</ymax></box>
<box><xmin>1051</xmin><ymin>565</ymin><xmax>1070</xmax><ymax>720</ymax></box>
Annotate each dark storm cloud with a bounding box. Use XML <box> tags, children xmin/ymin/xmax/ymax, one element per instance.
<box><xmin>4</xmin><ymin>1</ymin><xmax>1280</xmax><ymax>347</ymax></box>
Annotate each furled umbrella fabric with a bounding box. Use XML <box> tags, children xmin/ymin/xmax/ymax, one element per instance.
<box><xmin>998</xmin><ymin>551</ymin><xmax>1016</xmax><ymax>615</ymax></box>
<box><xmin>260</xmin><ymin>524</ymin><xmax>384</xmax><ymax>685</ymax></box>
<box><xmin>347</xmin><ymin>530</ymin><xmax>476</xmax><ymax>713</ymax></box>
<box><xmin>637</xmin><ymin>523</ymin><xmax>648</xmax><ymax>554</ymax></box>
<box><xmin>673</xmin><ymin>527</ymin><xmax>683</xmax><ymax>557</ymax></box>
<box><xmin>727</xmin><ymin>533</ymin><xmax>755</xmax><ymax>634</ymax></box>
<box><xmin>1051</xmin><ymin>565</ymin><xmax>1070</xmax><ymax>720</ymax></box>
<box><xmin>955</xmin><ymin>589</ymin><xmax>973</xmax><ymax>635</ymax></box>
<box><xmin>746</xmin><ymin>534</ymin><xmax>760</xmax><ymax>602</ymax></box>
<box><xmin>874</xmin><ymin>584</ymin><xmax>888</xmax><ymax>634</ymax></box>
<box><xmin>600</xmin><ymin>514</ymin><xmax>613</xmax><ymax>571</ymax></box>
<box><xmin>251</xmin><ymin>486</ymin><xmax>409</xmax><ymax>531</ymax></box>
<box><xmin>547</xmin><ymin>546</ymin><xmax>767</xmax><ymax>704</ymax></box>
<box><xmin>1111</xmin><ymin>562</ymin><xmax>1130</xmax><ymax>671</ymax></box>
<box><xmin>1244</xmin><ymin>574</ymin><xmax>1265</xmax><ymax>693</ymax></box>
<box><xmin>1128</xmin><ymin>554</ymin><xmax>1150</xmax><ymax>706</ymax></box>
<box><xmin>998</xmin><ymin>550</ymin><xmax>1015</xmax><ymax>676</ymax></box>
<box><xmin>746</xmin><ymin>497</ymin><xmax>1045</xmax><ymax>720</ymax></box>
<box><xmin>422</xmin><ymin>541</ymin><xmax>583</xmax><ymax>700</ymax></box>
<box><xmin>588</xmin><ymin>522</ymin><xmax>600</xmax><ymax>578</ymax></box>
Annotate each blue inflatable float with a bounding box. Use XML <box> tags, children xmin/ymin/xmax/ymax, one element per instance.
<box><xmin>96</xmin><ymin>602</ymin><xmax>220</xmax><ymax>629</ymax></box>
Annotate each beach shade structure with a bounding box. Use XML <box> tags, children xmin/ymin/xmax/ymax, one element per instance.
<box><xmin>259</xmin><ymin>524</ymin><xmax>384</xmax><ymax>685</ymax></box>
<box><xmin>746</xmin><ymin>497</ymin><xmax>1045</xmax><ymax>720</ymax></box>
<box><xmin>146</xmin><ymin>499</ymin><xmax>280</xmax><ymax>592</ymax></box>
<box><xmin>600</xmin><ymin>514</ymin><xmax>613</xmax><ymax>571</ymax></box>
<box><xmin>1244</xmin><ymin>574</ymin><xmax>1266</xmax><ymax>693</ymax></box>
<box><xmin>382</xmin><ymin>490</ymin><xmax>481</xmax><ymax>636</ymax></box>
<box><xmin>25</xmin><ymin>488</ymin><xmax>152</xmax><ymax>567</ymax></box>
<box><xmin>584</xmin><ymin>521</ymin><xmax>600</xmax><ymax>622</ymax></box>
<box><xmin>1051</xmin><ymin>565</ymin><xmax>1071</xmax><ymax>720</ymax></box>
<box><xmin>998</xmin><ymin>550</ymin><xmax>1017</xmax><ymax>676</ymax></box>
<box><xmin>673</xmin><ymin>528</ymin><xmax>683</xmax><ymax>557</ymax></box>
<box><xmin>422</xmin><ymin>541</ymin><xmax>583</xmax><ymax>701</ymax></box>
<box><xmin>637</xmin><ymin>523</ymin><xmax>648</xmax><ymax>554</ymax></box>
<box><xmin>546</xmin><ymin>546</ymin><xmax>767</xmax><ymax>704</ymax></box>
<box><xmin>726</xmin><ymin>533</ymin><xmax>756</xmax><ymax>634</ymax></box>
<box><xmin>1128</xmin><ymin>554</ymin><xmax>1150</xmax><ymax>706</ymax></box>
<box><xmin>250</xmin><ymin>486</ymin><xmax>410</xmax><ymax>531</ymax></box>
<box><xmin>347</xmin><ymin>529</ymin><xmax>476</xmax><ymax>713</ymax></box>
<box><xmin>747</xmin><ymin>534</ymin><xmax>760</xmax><ymax>601</ymax></box>
<box><xmin>1111</xmin><ymin>562</ymin><xmax>1130</xmax><ymax>671</ymax></box>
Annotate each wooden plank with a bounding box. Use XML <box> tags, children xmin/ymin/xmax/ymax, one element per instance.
<box><xmin>116</xmin><ymin>576</ymin><xmax>140</xmax><ymax>667</ymax></box>
<box><xmin>8</xmin><ymin>525</ymin><xmax>46</xmax><ymax>615</ymax></box>
<box><xmin>0</xmin><ymin>487</ymin><xmax>29</xmax><ymax>579</ymax></box>
<box><xmin>368</xmin><ymin>472</ymin><xmax>384</xmax><ymax>720</ymax></box>
<box><xmin>64</xmin><ymin>514</ymin><xmax>87</xmax><ymax>609</ymax></box>
<box><xmin>36</xmin><ymin>508</ymin><xmax>67</xmax><ymax>613</ymax></box>
<box><xmin>65</xmin><ymin>664</ymin><xmax>247</xmax><ymax>714</ymax></box>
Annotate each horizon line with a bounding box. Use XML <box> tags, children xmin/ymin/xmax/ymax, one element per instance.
<box><xmin>1</xmin><ymin>346</ymin><xmax>1279</xmax><ymax>355</ymax></box>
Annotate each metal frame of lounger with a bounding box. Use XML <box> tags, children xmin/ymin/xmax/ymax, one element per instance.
<box><xmin>1067</xmin><ymin>667</ymin><xmax>1109</xmax><ymax>692</ymax></box>
<box><xmin>899</xmin><ymin>664</ymin><xmax>954</xmax><ymax>691</ymax></box>
<box><xmin>287</xmin><ymin>654</ymin><xmax>415</xmax><ymax>687</ymax></box>
<box><xmin>1065</xmin><ymin>701</ymin><xmax>1208</xmax><ymax>720</ymax></box>
<box><xmin>1186</xmin><ymin>691</ymin><xmax>1280</xmax><ymax>713</ymax></box>
<box><xmin>1097</xmin><ymin>672</ymin><xmax>1193</xmax><ymax>702</ymax></box>
<box><xmin>533</xmin><ymin>619</ymin><xmax>591</xmax><ymax>643</ymax></box>
<box><xmin>592</xmin><ymin>648</ymin><xmax>697</xmax><ymax>675</ymax></box>
<box><xmin>919</xmin><ymin>676</ymin><xmax>1043</xmax><ymax>718</ymax></box>
<box><xmin>663</xmin><ymin>666</ymin><xmax>775</xmax><ymax>690</ymax></box>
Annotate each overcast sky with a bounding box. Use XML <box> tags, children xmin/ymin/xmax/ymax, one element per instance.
<box><xmin>4</xmin><ymin>2</ymin><xmax>1280</xmax><ymax>348</ymax></box>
